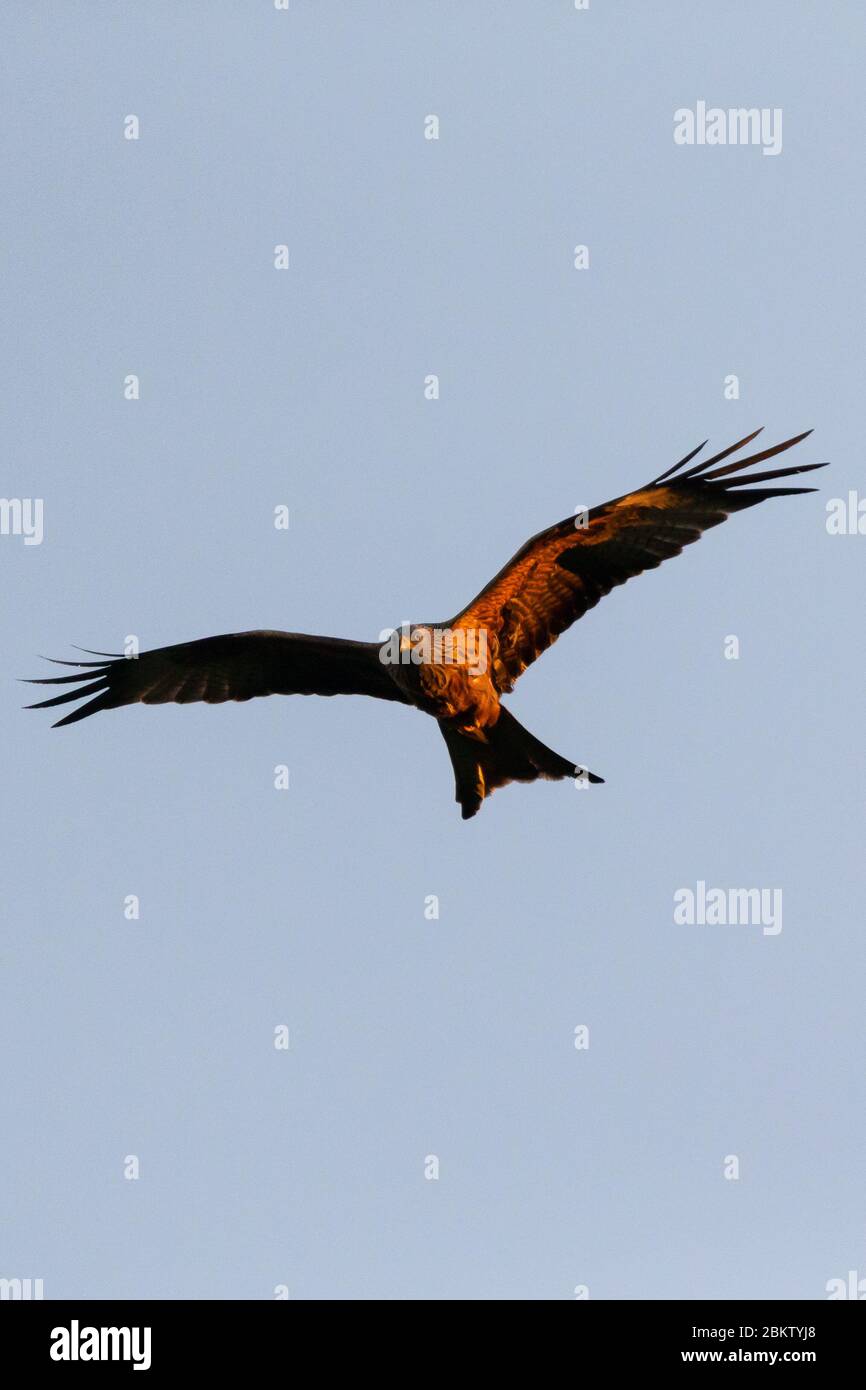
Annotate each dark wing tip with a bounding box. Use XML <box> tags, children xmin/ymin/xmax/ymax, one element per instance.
<box><xmin>651</xmin><ymin>439</ymin><xmax>709</xmax><ymax>484</ymax></box>
<box><xmin>24</xmin><ymin>652</ymin><xmax>121</xmax><ymax>725</ymax></box>
<box><xmin>652</xmin><ymin>429</ymin><xmax>767</xmax><ymax>485</ymax></box>
<box><xmin>697</xmin><ymin>430</ymin><xmax>816</xmax><ymax>482</ymax></box>
<box><xmin>655</xmin><ymin>428</ymin><xmax>820</xmax><ymax>491</ymax></box>
<box><xmin>50</xmin><ymin>698</ymin><xmax>111</xmax><ymax>728</ymax></box>
<box><xmin>24</xmin><ymin>677</ymin><xmax>109</xmax><ymax>712</ymax></box>
<box><xmin>38</xmin><ymin>654</ymin><xmax>114</xmax><ymax>668</ymax></box>
<box><xmin>720</xmin><ymin>460</ymin><xmax>828</xmax><ymax>487</ymax></box>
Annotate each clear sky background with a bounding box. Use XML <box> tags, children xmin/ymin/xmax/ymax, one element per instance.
<box><xmin>2</xmin><ymin>1</ymin><xmax>864</xmax><ymax>1300</ymax></box>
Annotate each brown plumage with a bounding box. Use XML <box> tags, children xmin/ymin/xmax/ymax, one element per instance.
<box><xmin>26</xmin><ymin>429</ymin><xmax>826</xmax><ymax>817</ymax></box>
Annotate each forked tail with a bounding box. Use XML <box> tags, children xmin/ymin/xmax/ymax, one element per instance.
<box><xmin>438</xmin><ymin>706</ymin><xmax>603</xmax><ymax>819</ymax></box>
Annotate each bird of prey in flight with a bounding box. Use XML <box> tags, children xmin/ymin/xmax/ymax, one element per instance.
<box><xmin>27</xmin><ymin>428</ymin><xmax>825</xmax><ymax>818</ymax></box>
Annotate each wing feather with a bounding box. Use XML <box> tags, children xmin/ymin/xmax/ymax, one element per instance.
<box><xmin>450</xmin><ymin>431</ymin><xmax>827</xmax><ymax>691</ymax></box>
<box><xmin>25</xmin><ymin>630</ymin><xmax>408</xmax><ymax>726</ymax></box>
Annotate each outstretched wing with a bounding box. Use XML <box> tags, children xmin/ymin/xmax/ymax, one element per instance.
<box><xmin>25</xmin><ymin>630</ymin><xmax>408</xmax><ymax>727</ymax></box>
<box><xmin>450</xmin><ymin>429</ymin><xmax>827</xmax><ymax>692</ymax></box>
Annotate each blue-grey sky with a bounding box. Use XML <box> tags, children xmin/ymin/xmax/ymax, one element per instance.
<box><xmin>2</xmin><ymin>1</ymin><xmax>864</xmax><ymax>1300</ymax></box>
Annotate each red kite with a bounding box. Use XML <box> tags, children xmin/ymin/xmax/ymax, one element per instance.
<box><xmin>27</xmin><ymin>429</ymin><xmax>825</xmax><ymax>817</ymax></box>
